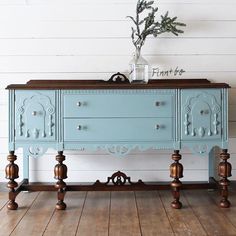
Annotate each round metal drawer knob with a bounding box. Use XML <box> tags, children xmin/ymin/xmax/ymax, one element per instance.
<box><xmin>77</xmin><ymin>125</ymin><xmax>82</xmax><ymax>130</ymax></box>
<box><xmin>156</xmin><ymin>124</ymin><xmax>160</xmax><ymax>130</ymax></box>
<box><xmin>32</xmin><ymin>111</ymin><xmax>37</xmax><ymax>116</ymax></box>
<box><xmin>155</xmin><ymin>102</ymin><xmax>161</xmax><ymax>106</ymax></box>
<box><xmin>77</xmin><ymin>102</ymin><xmax>82</xmax><ymax>107</ymax></box>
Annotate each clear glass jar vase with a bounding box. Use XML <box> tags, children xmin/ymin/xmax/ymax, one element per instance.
<box><xmin>129</xmin><ymin>48</ymin><xmax>149</xmax><ymax>83</ymax></box>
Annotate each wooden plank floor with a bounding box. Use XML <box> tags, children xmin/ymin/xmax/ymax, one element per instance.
<box><xmin>0</xmin><ymin>189</ymin><xmax>236</xmax><ymax>236</ymax></box>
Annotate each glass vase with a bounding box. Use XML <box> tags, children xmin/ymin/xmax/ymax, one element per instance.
<box><xmin>129</xmin><ymin>48</ymin><xmax>149</xmax><ymax>83</ymax></box>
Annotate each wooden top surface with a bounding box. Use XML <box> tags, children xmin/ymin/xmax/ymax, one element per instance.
<box><xmin>6</xmin><ymin>78</ymin><xmax>230</xmax><ymax>90</ymax></box>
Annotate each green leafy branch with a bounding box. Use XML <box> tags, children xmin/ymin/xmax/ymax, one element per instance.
<box><xmin>127</xmin><ymin>0</ymin><xmax>186</xmax><ymax>52</ymax></box>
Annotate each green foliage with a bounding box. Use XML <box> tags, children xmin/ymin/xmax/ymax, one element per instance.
<box><xmin>127</xmin><ymin>0</ymin><xmax>186</xmax><ymax>51</ymax></box>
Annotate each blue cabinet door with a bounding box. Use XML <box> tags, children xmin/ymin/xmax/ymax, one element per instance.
<box><xmin>181</xmin><ymin>89</ymin><xmax>222</xmax><ymax>140</ymax></box>
<box><xmin>15</xmin><ymin>90</ymin><xmax>56</xmax><ymax>141</ymax></box>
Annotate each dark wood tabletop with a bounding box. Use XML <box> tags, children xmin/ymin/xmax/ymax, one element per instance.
<box><xmin>6</xmin><ymin>78</ymin><xmax>230</xmax><ymax>90</ymax></box>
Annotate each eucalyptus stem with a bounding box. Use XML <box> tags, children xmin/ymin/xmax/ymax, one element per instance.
<box><xmin>127</xmin><ymin>0</ymin><xmax>186</xmax><ymax>52</ymax></box>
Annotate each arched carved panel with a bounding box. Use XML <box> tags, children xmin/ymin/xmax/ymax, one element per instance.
<box><xmin>15</xmin><ymin>91</ymin><xmax>56</xmax><ymax>141</ymax></box>
<box><xmin>181</xmin><ymin>90</ymin><xmax>221</xmax><ymax>140</ymax></box>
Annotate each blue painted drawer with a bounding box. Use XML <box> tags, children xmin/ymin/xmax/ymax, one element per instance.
<box><xmin>181</xmin><ymin>89</ymin><xmax>222</xmax><ymax>140</ymax></box>
<box><xmin>15</xmin><ymin>90</ymin><xmax>56</xmax><ymax>141</ymax></box>
<box><xmin>63</xmin><ymin>93</ymin><xmax>174</xmax><ymax>118</ymax></box>
<box><xmin>64</xmin><ymin>118</ymin><xmax>174</xmax><ymax>141</ymax></box>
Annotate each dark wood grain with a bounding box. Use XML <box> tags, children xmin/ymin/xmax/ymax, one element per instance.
<box><xmin>44</xmin><ymin>192</ymin><xmax>87</xmax><ymax>236</ymax></box>
<box><xmin>184</xmin><ymin>189</ymin><xmax>236</xmax><ymax>235</ymax></box>
<box><xmin>159</xmin><ymin>190</ymin><xmax>207</xmax><ymax>236</ymax></box>
<box><xmin>76</xmin><ymin>191</ymin><xmax>110</xmax><ymax>236</ymax></box>
<box><xmin>6</xmin><ymin>79</ymin><xmax>230</xmax><ymax>89</ymax></box>
<box><xmin>135</xmin><ymin>191</ymin><xmax>174</xmax><ymax>236</ymax></box>
<box><xmin>109</xmin><ymin>191</ymin><xmax>141</xmax><ymax>236</ymax></box>
<box><xmin>0</xmin><ymin>192</ymin><xmax>39</xmax><ymax>236</ymax></box>
<box><xmin>1</xmin><ymin>190</ymin><xmax>236</xmax><ymax>235</ymax></box>
<box><xmin>10</xmin><ymin>192</ymin><xmax>56</xmax><ymax>236</ymax></box>
<box><xmin>0</xmin><ymin>192</ymin><xmax>8</xmax><ymax>211</ymax></box>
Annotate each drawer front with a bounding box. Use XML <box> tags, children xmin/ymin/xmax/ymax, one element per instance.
<box><xmin>63</xmin><ymin>93</ymin><xmax>174</xmax><ymax>118</ymax></box>
<box><xmin>181</xmin><ymin>89</ymin><xmax>222</xmax><ymax>140</ymax></box>
<box><xmin>15</xmin><ymin>90</ymin><xmax>56</xmax><ymax>141</ymax></box>
<box><xmin>64</xmin><ymin>118</ymin><xmax>174</xmax><ymax>141</ymax></box>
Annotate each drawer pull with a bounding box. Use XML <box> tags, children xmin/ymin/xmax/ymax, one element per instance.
<box><xmin>77</xmin><ymin>125</ymin><xmax>82</xmax><ymax>130</ymax></box>
<box><xmin>32</xmin><ymin>111</ymin><xmax>37</xmax><ymax>116</ymax></box>
<box><xmin>77</xmin><ymin>102</ymin><xmax>82</xmax><ymax>107</ymax></box>
<box><xmin>200</xmin><ymin>110</ymin><xmax>209</xmax><ymax>115</ymax></box>
<box><xmin>155</xmin><ymin>101</ymin><xmax>161</xmax><ymax>106</ymax></box>
<box><xmin>155</xmin><ymin>124</ymin><xmax>160</xmax><ymax>130</ymax></box>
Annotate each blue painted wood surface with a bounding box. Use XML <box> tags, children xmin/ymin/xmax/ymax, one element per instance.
<box><xmin>8</xmin><ymin>88</ymin><xmax>229</xmax><ymax>180</ymax></box>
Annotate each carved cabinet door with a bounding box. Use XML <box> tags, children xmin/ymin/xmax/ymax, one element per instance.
<box><xmin>15</xmin><ymin>91</ymin><xmax>56</xmax><ymax>141</ymax></box>
<box><xmin>181</xmin><ymin>89</ymin><xmax>222</xmax><ymax>140</ymax></box>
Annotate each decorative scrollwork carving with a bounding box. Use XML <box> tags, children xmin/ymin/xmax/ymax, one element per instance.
<box><xmin>183</xmin><ymin>92</ymin><xmax>221</xmax><ymax>138</ymax></box>
<box><xmin>108</xmin><ymin>72</ymin><xmax>130</xmax><ymax>83</ymax></box>
<box><xmin>191</xmin><ymin>144</ymin><xmax>209</xmax><ymax>155</ymax></box>
<box><xmin>105</xmin><ymin>145</ymin><xmax>133</xmax><ymax>156</ymax></box>
<box><xmin>94</xmin><ymin>171</ymin><xmax>144</xmax><ymax>186</ymax></box>
<box><xmin>25</xmin><ymin>146</ymin><xmax>48</xmax><ymax>158</ymax></box>
<box><xmin>16</xmin><ymin>92</ymin><xmax>55</xmax><ymax>139</ymax></box>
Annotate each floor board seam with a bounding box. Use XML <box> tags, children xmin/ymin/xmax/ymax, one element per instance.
<box><xmin>134</xmin><ymin>191</ymin><xmax>144</xmax><ymax>236</ymax></box>
<box><xmin>108</xmin><ymin>191</ymin><xmax>111</xmax><ymax>236</ymax></box>
<box><xmin>42</xmin><ymin>204</ymin><xmax>56</xmax><ymax>236</ymax></box>
<box><xmin>9</xmin><ymin>191</ymin><xmax>41</xmax><ymax>236</ymax></box>
<box><xmin>206</xmin><ymin>190</ymin><xmax>236</xmax><ymax>232</ymax></box>
<box><xmin>74</xmin><ymin>191</ymin><xmax>88</xmax><ymax>236</ymax></box>
<box><xmin>157</xmin><ymin>190</ymin><xmax>176</xmax><ymax>236</ymax></box>
<box><xmin>183</xmin><ymin>190</ymin><xmax>210</xmax><ymax>236</ymax></box>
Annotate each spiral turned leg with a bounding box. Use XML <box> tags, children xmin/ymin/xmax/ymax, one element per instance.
<box><xmin>5</xmin><ymin>151</ymin><xmax>19</xmax><ymax>210</ymax></box>
<box><xmin>218</xmin><ymin>149</ymin><xmax>232</xmax><ymax>208</ymax></box>
<box><xmin>170</xmin><ymin>150</ymin><xmax>183</xmax><ymax>209</ymax></box>
<box><xmin>54</xmin><ymin>151</ymin><xmax>67</xmax><ymax>210</ymax></box>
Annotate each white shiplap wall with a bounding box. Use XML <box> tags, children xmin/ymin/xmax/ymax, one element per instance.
<box><xmin>0</xmin><ymin>0</ymin><xmax>236</xmax><ymax>183</ymax></box>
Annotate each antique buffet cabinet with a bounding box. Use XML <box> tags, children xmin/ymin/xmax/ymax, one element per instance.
<box><xmin>5</xmin><ymin>75</ymin><xmax>232</xmax><ymax>210</ymax></box>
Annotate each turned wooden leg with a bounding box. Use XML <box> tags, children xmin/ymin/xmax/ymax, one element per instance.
<box><xmin>5</xmin><ymin>151</ymin><xmax>19</xmax><ymax>210</ymax></box>
<box><xmin>54</xmin><ymin>151</ymin><xmax>67</xmax><ymax>210</ymax></box>
<box><xmin>170</xmin><ymin>150</ymin><xmax>183</xmax><ymax>209</ymax></box>
<box><xmin>218</xmin><ymin>149</ymin><xmax>232</xmax><ymax>208</ymax></box>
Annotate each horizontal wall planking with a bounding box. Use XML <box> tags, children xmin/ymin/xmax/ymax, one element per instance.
<box><xmin>0</xmin><ymin>0</ymin><xmax>25</xmax><ymax>5</ymax></box>
<box><xmin>229</xmin><ymin>122</ymin><xmax>236</xmax><ymax>138</ymax></box>
<box><xmin>0</xmin><ymin>4</ymin><xmax>235</xmax><ymax>21</ymax></box>
<box><xmin>26</xmin><ymin>153</ymin><xmax>208</xmax><ymax>172</ymax></box>
<box><xmin>25</xmin><ymin>0</ymin><xmax>236</xmax><ymax>6</ymax></box>
<box><xmin>0</xmin><ymin>55</ymin><xmax>235</xmax><ymax>73</ymax></box>
<box><xmin>0</xmin><ymin>169</ymin><xmax>210</xmax><ymax>182</ymax></box>
<box><xmin>19</xmin><ymin>153</ymin><xmax>236</xmax><ymax>171</ymax></box>
<box><xmin>229</xmin><ymin>88</ymin><xmax>236</xmax><ymax>104</ymax></box>
<box><xmin>1</xmin><ymin>21</ymin><xmax>236</xmax><ymax>38</ymax></box>
<box><xmin>229</xmin><ymin>105</ymin><xmax>236</xmax><ymax>121</ymax></box>
<box><xmin>1</xmin><ymin>38</ymin><xmax>236</xmax><ymax>56</ymax></box>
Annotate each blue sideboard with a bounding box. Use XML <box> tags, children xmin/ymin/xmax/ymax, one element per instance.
<box><xmin>5</xmin><ymin>75</ymin><xmax>232</xmax><ymax>210</ymax></box>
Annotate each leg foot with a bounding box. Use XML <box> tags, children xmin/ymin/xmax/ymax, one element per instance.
<box><xmin>5</xmin><ymin>151</ymin><xmax>19</xmax><ymax>210</ymax></box>
<box><xmin>220</xmin><ymin>199</ymin><xmax>231</xmax><ymax>208</ymax></box>
<box><xmin>218</xmin><ymin>149</ymin><xmax>231</xmax><ymax>208</ymax></box>
<box><xmin>170</xmin><ymin>150</ymin><xmax>183</xmax><ymax>209</ymax></box>
<box><xmin>54</xmin><ymin>151</ymin><xmax>67</xmax><ymax>210</ymax></box>
<box><xmin>171</xmin><ymin>200</ymin><xmax>182</xmax><ymax>209</ymax></box>
<box><xmin>56</xmin><ymin>200</ymin><xmax>67</xmax><ymax>210</ymax></box>
<box><xmin>7</xmin><ymin>200</ymin><xmax>18</xmax><ymax>210</ymax></box>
